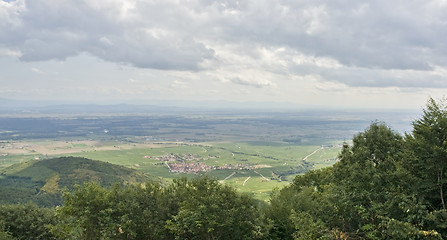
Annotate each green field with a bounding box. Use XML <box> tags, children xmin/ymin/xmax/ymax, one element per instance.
<box><xmin>0</xmin><ymin>139</ymin><xmax>342</xmax><ymax>200</ymax></box>
<box><xmin>56</xmin><ymin>141</ymin><xmax>342</xmax><ymax>199</ymax></box>
<box><xmin>0</xmin><ymin>112</ymin><xmax>372</xmax><ymax>200</ymax></box>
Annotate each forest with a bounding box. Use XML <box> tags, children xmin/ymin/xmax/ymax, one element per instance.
<box><xmin>1</xmin><ymin>98</ymin><xmax>447</xmax><ymax>239</ymax></box>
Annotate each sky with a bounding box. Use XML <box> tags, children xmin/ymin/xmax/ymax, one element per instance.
<box><xmin>0</xmin><ymin>0</ymin><xmax>446</xmax><ymax>110</ymax></box>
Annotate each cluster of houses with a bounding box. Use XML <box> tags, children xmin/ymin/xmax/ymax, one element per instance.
<box><xmin>145</xmin><ymin>153</ymin><xmax>270</xmax><ymax>173</ymax></box>
<box><xmin>168</xmin><ymin>162</ymin><xmax>270</xmax><ymax>173</ymax></box>
<box><xmin>150</xmin><ymin>153</ymin><xmax>200</xmax><ymax>162</ymax></box>
<box><xmin>169</xmin><ymin>162</ymin><xmax>211</xmax><ymax>173</ymax></box>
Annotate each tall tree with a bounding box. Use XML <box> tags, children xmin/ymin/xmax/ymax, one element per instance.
<box><xmin>331</xmin><ymin>122</ymin><xmax>406</xmax><ymax>234</ymax></box>
<box><xmin>406</xmin><ymin>97</ymin><xmax>447</xmax><ymax>210</ymax></box>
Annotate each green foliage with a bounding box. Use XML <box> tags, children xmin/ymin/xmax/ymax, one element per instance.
<box><xmin>166</xmin><ymin>176</ymin><xmax>261</xmax><ymax>239</ymax></box>
<box><xmin>53</xmin><ymin>182</ymin><xmax>112</xmax><ymax>240</ymax></box>
<box><xmin>377</xmin><ymin>217</ymin><xmax>441</xmax><ymax>240</ymax></box>
<box><xmin>52</xmin><ymin>182</ymin><xmax>168</xmax><ymax>239</ymax></box>
<box><xmin>330</xmin><ymin>122</ymin><xmax>407</xmax><ymax>234</ymax></box>
<box><xmin>290</xmin><ymin>210</ymin><xmax>333</xmax><ymax>240</ymax></box>
<box><xmin>266</xmin><ymin>168</ymin><xmax>334</xmax><ymax>239</ymax></box>
<box><xmin>405</xmin><ymin>97</ymin><xmax>447</xmax><ymax>211</ymax></box>
<box><xmin>0</xmin><ymin>203</ymin><xmax>56</xmax><ymax>240</ymax></box>
<box><xmin>0</xmin><ymin>157</ymin><xmax>153</xmax><ymax>207</ymax></box>
<box><xmin>266</xmin><ymin>100</ymin><xmax>447</xmax><ymax>239</ymax></box>
<box><xmin>109</xmin><ymin>183</ymin><xmax>168</xmax><ymax>239</ymax></box>
<box><xmin>0</xmin><ymin>231</ymin><xmax>15</xmax><ymax>240</ymax></box>
<box><xmin>52</xmin><ymin>176</ymin><xmax>263</xmax><ymax>240</ymax></box>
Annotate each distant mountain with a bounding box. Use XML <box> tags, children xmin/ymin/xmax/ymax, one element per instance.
<box><xmin>0</xmin><ymin>99</ymin><xmax>185</xmax><ymax>114</ymax></box>
<box><xmin>37</xmin><ymin>103</ymin><xmax>185</xmax><ymax>114</ymax></box>
<box><xmin>0</xmin><ymin>157</ymin><xmax>156</xmax><ymax>206</ymax></box>
<box><xmin>0</xmin><ymin>98</ymin><xmax>305</xmax><ymax>113</ymax></box>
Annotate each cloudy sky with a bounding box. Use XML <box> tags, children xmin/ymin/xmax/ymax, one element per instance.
<box><xmin>1</xmin><ymin>0</ymin><xmax>446</xmax><ymax>109</ymax></box>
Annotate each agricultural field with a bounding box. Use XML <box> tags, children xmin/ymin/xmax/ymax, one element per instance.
<box><xmin>0</xmin><ymin>139</ymin><xmax>341</xmax><ymax>200</ymax></box>
<box><xmin>0</xmin><ymin>109</ymin><xmax>415</xmax><ymax>200</ymax></box>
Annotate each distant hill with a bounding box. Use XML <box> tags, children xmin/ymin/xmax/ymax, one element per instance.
<box><xmin>0</xmin><ymin>157</ymin><xmax>155</xmax><ymax>206</ymax></box>
<box><xmin>0</xmin><ymin>99</ymin><xmax>185</xmax><ymax>114</ymax></box>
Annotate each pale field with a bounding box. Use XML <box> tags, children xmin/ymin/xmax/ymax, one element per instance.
<box><xmin>0</xmin><ymin>140</ymin><xmax>194</xmax><ymax>157</ymax></box>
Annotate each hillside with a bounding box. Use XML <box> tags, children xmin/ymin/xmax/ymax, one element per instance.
<box><xmin>0</xmin><ymin>157</ymin><xmax>155</xmax><ymax>206</ymax></box>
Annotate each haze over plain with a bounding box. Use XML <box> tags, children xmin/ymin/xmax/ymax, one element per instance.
<box><xmin>0</xmin><ymin>0</ymin><xmax>446</xmax><ymax>109</ymax></box>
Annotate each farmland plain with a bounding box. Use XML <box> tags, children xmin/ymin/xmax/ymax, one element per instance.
<box><xmin>0</xmin><ymin>108</ymin><xmax>417</xmax><ymax>200</ymax></box>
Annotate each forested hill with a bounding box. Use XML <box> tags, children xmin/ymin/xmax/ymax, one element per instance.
<box><xmin>0</xmin><ymin>156</ymin><xmax>154</xmax><ymax>206</ymax></box>
<box><xmin>1</xmin><ymin>98</ymin><xmax>447</xmax><ymax>240</ymax></box>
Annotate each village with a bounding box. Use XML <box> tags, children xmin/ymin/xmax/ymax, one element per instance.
<box><xmin>146</xmin><ymin>153</ymin><xmax>271</xmax><ymax>173</ymax></box>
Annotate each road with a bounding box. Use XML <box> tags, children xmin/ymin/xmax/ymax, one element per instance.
<box><xmin>220</xmin><ymin>171</ymin><xmax>236</xmax><ymax>183</ymax></box>
<box><xmin>302</xmin><ymin>146</ymin><xmax>324</xmax><ymax>161</ymax></box>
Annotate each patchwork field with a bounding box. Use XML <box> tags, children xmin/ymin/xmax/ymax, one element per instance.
<box><xmin>0</xmin><ymin>110</ymin><xmax>415</xmax><ymax>200</ymax></box>
<box><xmin>0</xmin><ymin>139</ymin><xmax>341</xmax><ymax>200</ymax></box>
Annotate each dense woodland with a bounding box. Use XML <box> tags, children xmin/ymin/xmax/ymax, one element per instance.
<box><xmin>1</xmin><ymin>98</ymin><xmax>447</xmax><ymax>239</ymax></box>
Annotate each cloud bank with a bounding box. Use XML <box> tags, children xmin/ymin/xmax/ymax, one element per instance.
<box><xmin>1</xmin><ymin>0</ymin><xmax>447</xmax><ymax>89</ymax></box>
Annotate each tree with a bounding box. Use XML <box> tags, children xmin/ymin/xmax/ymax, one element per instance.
<box><xmin>331</xmin><ymin>122</ymin><xmax>406</xmax><ymax>236</ymax></box>
<box><xmin>51</xmin><ymin>181</ymin><xmax>170</xmax><ymax>240</ymax></box>
<box><xmin>166</xmin><ymin>176</ymin><xmax>262</xmax><ymax>240</ymax></box>
<box><xmin>0</xmin><ymin>202</ymin><xmax>56</xmax><ymax>240</ymax></box>
<box><xmin>406</xmin><ymin>97</ymin><xmax>447</xmax><ymax>210</ymax></box>
<box><xmin>51</xmin><ymin>182</ymin><xmax>113</xmax><ymax>240</ymax></box>
<box><xmin>107</xmin><ymin>182</ymin><xmax>168</xmax><ymax>239</ymax></box>
<box><xmin>51</xmin><ymin>177</ymin><xmax>263</xmax><ymax>240</ymax></box>
<box><xmin>266</xmin><ymin>168</ymin><xmax>335</xmax><ymax>239</ymax></box>
<box><xmin>266</xmin><ymin>101</ymin><xmax>447</xmax><ymax>239</ymax></box>
<box><xmin>290</xmin><ymin>210</ymin><xmax>333</xmax><ymax>240</ymax></box>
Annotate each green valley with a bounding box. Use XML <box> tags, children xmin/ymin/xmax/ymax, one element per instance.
<box><xmin>0</xmin><ymin>110</ymin><xmax>382</xmax><ymax>200</ymax></box>
<box><xmin>1</xmin><ymin>99</ymin><xmax>446</xmax><ymax>239</ymax></box>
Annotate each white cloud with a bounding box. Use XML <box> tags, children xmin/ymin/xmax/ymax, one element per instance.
<box><xmin>170</xmin><ymin>80</ymin><xmax>187</xmax><ymax>89</ymax></box>
<box><xmin>1</xmin><ymin>0</ymin><xmax>215</xmax><ymax>69</ymax></box>
<box><xmin>0</xmin><ymin>0</ymin><xmax>24</xmax><ymax>27</ymax></box>
<box><xmin>1</xmin><ymin>0</ymin><xmax>444</xmax><ymax>75</ymax></box>
<box><xmin>30</xmin><ymin>67</ymin><xmax>44</xmax><ymax>74</ymax></box>
<box><xmin>0</xmin><ymin>47</ymin><xmax>21</xmax><ymax>57</ymax></box>
<box><xmin>228</xmin><ymin>77</ymin><xmax>275</xmax><ymax>88</ymax></box>
<box><xmin>313</xmin><ymin>79</ymin><xmax>348</xmax><ymax>92</ymax></box>
<box><xmin>1</xmin><ymin>0</ymin><xmax>447</xmax><ymax>108</ymax></box>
